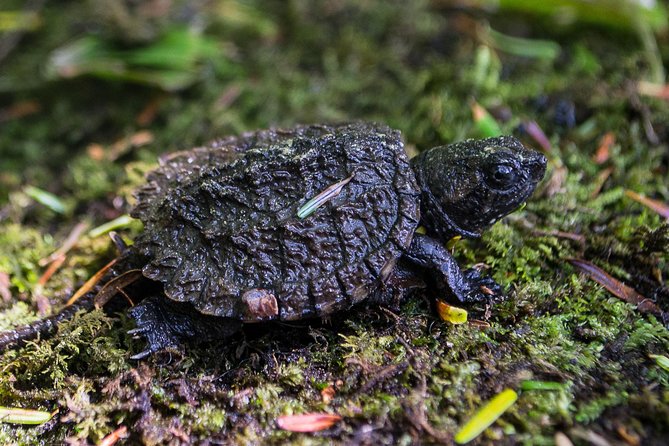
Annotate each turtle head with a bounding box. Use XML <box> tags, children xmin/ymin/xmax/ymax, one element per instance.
<box><xmin>411</xmin><ymin>136</ymin><xmax>546</xmax><ymax>240</ymax></box>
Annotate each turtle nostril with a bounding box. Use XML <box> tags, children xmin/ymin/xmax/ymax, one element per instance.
<box><xmin>525</xmin><ymin>152</ymin><xmax>547</xmax><ymax>182</ymax></box>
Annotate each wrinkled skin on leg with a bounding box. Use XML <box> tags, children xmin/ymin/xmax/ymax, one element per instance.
<box><xmin>370</xmin><ymin>240</ymin><xmax>502</xmax><ymax>310</ymax></box>
<box><xmin>404</xmin><ymin>234</ymin><xmax>502</xmax><ymax>303</ymax></box>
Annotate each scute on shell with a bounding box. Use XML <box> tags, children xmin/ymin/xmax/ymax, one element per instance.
<box><xmin>131</xmin><ymin>123</ymin><xmax>420</xmax><ymax>321</ymax></box>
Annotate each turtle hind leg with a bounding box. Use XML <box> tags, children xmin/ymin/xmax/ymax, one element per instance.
<box><xmin>369</xmin><ymin>260</ymin><xmax>427</xmax><ymax>311</ymax></box>
<box><xmin>128</xmin><ymin>295</ymin><xmax>242</xmax><ymax>359</ymax></box>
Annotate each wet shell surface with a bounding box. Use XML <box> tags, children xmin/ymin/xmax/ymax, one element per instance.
<box><xmin>131</xmin><ymin>122</ymin><xmax>420</xmax><ymax>321</ymax></box>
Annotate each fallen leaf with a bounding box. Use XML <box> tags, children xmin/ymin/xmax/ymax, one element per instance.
<box><xmin>0</xmin><ymin>272</ymin><xmax>11</xmax><ymax>302</ymax></box>
<box><xmin>87</xmin><ymin>143</ymin><xmax>106</xmax><ymax>161</ymax></box>
<box><xmin>570</xmin><ymin>427</ymin><xmax>616</xmax><ymax>446</ymax></box>
<box><xmin>522</xmin><ymin>120</ymin><xmax>552</xmax><ymax>153</ymax></box>
<box><xmin>32</xmin><ymin>281</ymin><xmax>52</xmax><ymax>315</ymax></box>
<box><xmin>567</xmin><ymin>258</ymin><xmax>662</xmax><ymax>315</ymax></box>
<box><xmin>471</xmin><ymin>101</ymin><xmax>502</xmax><ymax>138</ymax></box>
<box><xmin>276</xmin><ymin>413</ymin><xmax>342</xmax><ymax>432</ymax></box>
<box><xmin>436</xmin><ymin>300</ymin><xmax>468</xmax><ymax>324</ymax></box>
<box><xmin>593</xmin><ymin>132</ymin><xmax>615</xmax><ymax>164</ymax></box>
<box><xmin>98</xmin><ymin>426</ymin><xmax>128</xmax><ymax>446</ymax></box>
<box><xmin>616</xmin><ymin>425</ymin><xmax>641</xmax><ymax>446</ymax></box>
<box><xmin>468</xmin><ymin>319</ymin><xmax>491</xmax><ymax>329</ymax></box>
<box><xmin>66</xmin><ymin>258</ymin><xmax>118</xmax><ymax>306</ymax></box>
<box><xmin>93</xmin><ymin>269</ymin><xmax>143</xmax><ymax>307</ymax></box>
<box><xmin>321</xmin><ymin>385</ymin><xmax>336</xmax><ymax>404</ymax></box>
<box><xmin>637</xmin><ymin>81</ymin><xmax>669</xmax><ymax>100</ymax></box>
<box><xmin>624</xmin><ymin>190</ymin><xmax>669</xmax><ymax>219</ymax></box>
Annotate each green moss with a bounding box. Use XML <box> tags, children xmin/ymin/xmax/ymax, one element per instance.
<box><xmin>190</xmin><ymin>404</ymin><xmax>227</xmax><ymax>434</ymax></box>
<box><xmin>0</xmin><ymin>303</ymin><xmax>39</xmax><ymax>332</ymax></box>
<box><xmin>625</xmin><ymin>317</ymin><xmax>669</xmax><ymax>352</ymax></box>
<box><xmin>278</xmin><ymin>359</ymin><xmax>307</xmax><ymax>387</ymax></box>
<box><xmin>0</xmin><ymin>224</ymin><xmax>55</xmax><ymax>295</ymax></box>
<box><xmin>64</xmin><ymin>156</ymin><xmax>124</xmax><ymax>202</ymax></box>
<box><xmin>0</xmin><ymin>310</ymin><xmax>126</xmax><ymax>394</ymax></box>
<box><xmin>340</xmin><ymin>329</ymin><xmax>400</xmax><ymax>367</ymax></box>
<box><xmin>575</xmin><ymin>390</ymin><xmax>630</xmax><ymax>424</ymax></box>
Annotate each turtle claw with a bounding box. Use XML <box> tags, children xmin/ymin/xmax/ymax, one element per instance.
<box><xmin>127</xmin><ymin>296</ymin><xmax>242</xmax><ymax>359</ymax></box>
<box><xmin>129</xmin><ymin>349</ymin><xmax>153</xmax><ymax>360</ymax></box>
<box><xmin>127</xmin><ymin>327</ymin><xmax>146</xmax><ymax>336</ymax></box>
<box><xmin>127</xmin><ymin>297</ymin><xmax>182</xmax><ymax>359</ymax></box>
<box><xmin>460</xmin><ymin>267</ymin><xmax>504</xmax><ymax>303</ymax></box>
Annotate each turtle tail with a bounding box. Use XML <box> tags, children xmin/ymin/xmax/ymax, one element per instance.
<box><xmin>0</xmin><ymin>247</ymin><xmax>142</xmax><ymax>353</ymax></box>
<box><xmin>0</xmin><ymin>295</ymin><xmax>95</xmax><ymax>353</ymax></box>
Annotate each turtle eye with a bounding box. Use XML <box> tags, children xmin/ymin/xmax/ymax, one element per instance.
<box><xmin>486</xmin><ymin>163</ymin><xmax>518</xmax><ymax>190</ymax></box>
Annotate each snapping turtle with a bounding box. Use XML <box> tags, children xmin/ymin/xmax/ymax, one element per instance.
<box><xmin>0</xmin><ymin>122</ymin><xmax>546</xmax><ymax>358</ymax></box>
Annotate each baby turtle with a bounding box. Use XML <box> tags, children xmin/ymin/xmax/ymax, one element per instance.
<box><xmin>0</xmin><ymin>122</ymin><xmax>546</xmax><ymax>358</ymax></box>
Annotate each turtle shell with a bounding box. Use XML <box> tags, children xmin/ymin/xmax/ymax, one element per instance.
<box><xmin>131</xmin><ymin>123</ymin><xmax>420</xmax><ymax>321</ymax></box>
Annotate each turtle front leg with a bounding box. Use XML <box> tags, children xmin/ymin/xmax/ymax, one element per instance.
<box><xmin>404</xmin><ymin>234</ymin><xmax>502</xmax><ymax>303</ymax></box>
<box><xmin>128</xmin><ymin>296</ymin><xmax>242</xmax><ymax>359</ymax></box>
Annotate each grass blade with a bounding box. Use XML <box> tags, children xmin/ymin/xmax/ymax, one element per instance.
<box><xmin>455</xmin><ymin>388</ymin><xmax>518</xmax><ymax>444</ymax></box>
<box><xmin>23</xmin><ymin>185</ymin><xmax>66</xmax><ymax>214</ymax></box>
<box><xmin>0</xmin><ymin>407</ymin><xmax>53</xmax><ymax>425</ymax></box>
<box><xmin>89</xmin><ymin>215</ymin><xmax>135</xmax><ymax>238</ymax></box>
<box><xmin>297</xmin><ymin>174</ymin><xmax>355</xmax><ymax>219</ymax></box>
